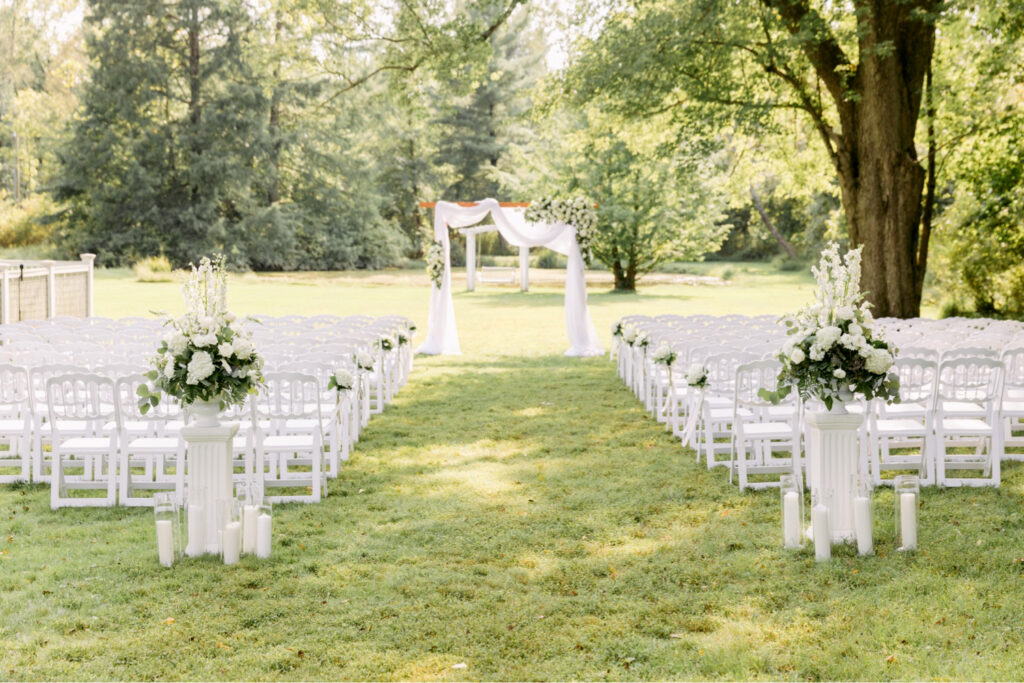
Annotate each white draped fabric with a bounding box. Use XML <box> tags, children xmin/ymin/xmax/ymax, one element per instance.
<box><xmin>417</xmin><ymin>198</ymin><xmax>604</xmax><ymax>357</ymax></box>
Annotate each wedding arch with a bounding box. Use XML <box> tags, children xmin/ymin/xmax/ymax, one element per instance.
<box><xmin>416</xmin><ymin>198</ymin><xmax>604</xmax><ymax>357</ymax></box>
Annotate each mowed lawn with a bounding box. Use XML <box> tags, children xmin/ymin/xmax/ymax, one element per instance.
<box><xmin>4</xmin><ymin>267</ymin><xmax>1024</xmax><ymax>680</ymax></box>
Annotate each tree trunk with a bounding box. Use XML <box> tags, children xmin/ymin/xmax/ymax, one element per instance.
<box><xmin>267</xmin><ymin>15</ymin><xmax>283</xmax><ymax>205</ymax></box>
<box><xmin>766</xmin><ymin>0</ymin><xmax>937</xmax><ymax>318</ymax></box>
<box><xmin>749</xmin><ymin>183</ymin><xmax>797</xmax><ymax>259</ymax></box>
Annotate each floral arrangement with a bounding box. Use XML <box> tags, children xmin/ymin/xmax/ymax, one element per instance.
<box><xmin>760</xmin><ymin>243</ymin><xmax>899</xmax><ymax>410</ymax></box>
<box><xmin>611</xmin><ymin>321</ymin><xmax>623</xmax><ymax>338</ymax></box>
<box><xmin>525</xmin><ymin>196</ymin><xmax>598</xmax><ymax>265</ymax></box>
<box><xmin>651</xmin><ymin>344</ymin><xmax>677</xmax><ymax>366</ymax></box>
<box><xmin>328</xmin><ymin>369</ymin><xmax>355</xmax><ymax>393</ymax></box>
<box><xmin>138</xmin><ymin>255</ymin><xmax>264</xmax><ymax>412</ymax></box>
<box><xmin>635</xmin><ymin>331</ymin><xmax>650</xmax><ymax>350</ymax></box>
<box><xmin>426</xmin><ymin>241</ymin><xmax>445</xmax><ymax>289</ymax></box>
<box><xmin>685</xmin><ymin>363</ymin><xmax>709</xmax><ymax>389</ymax></box>
<box><xmin>379</xmin><ymin>336</ymin><xmax>394</xmax><ymax>352</ymax></box>
<box><xmin>622</xmin><ymin>327</ymin><xmax>638</xmax><ymax>346</ymax></box>
<box><xmin>398</xmin><ymin>332</ymin><xmax>409</xmax><ymax>346</ymax></box>
<box><xmin>354</xmin><ymin>351</ymin><xmax>375</xmax><ymax>371</ymax></box>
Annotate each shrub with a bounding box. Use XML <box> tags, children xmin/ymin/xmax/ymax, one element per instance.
<box><xmin>537</xmin><ymin>251</ymin><xmax>566</xmax><ymax>269</ymax></box>
<box><xmin>0</xmin><ymin>194</ymin><xmax>58</xmax><ymax>248</ymax></box>
<box><xmin>133</xmin><ymin>255</ymin><xmax>175</xmax><ymax>283</ymax></box>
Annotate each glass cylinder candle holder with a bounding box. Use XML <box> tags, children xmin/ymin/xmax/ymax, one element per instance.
<box><xmin>237</xmin><ymin>481</ymin><xmax>260</xmax><ymax>555</ymax></box>
<box><xmin>221</xmin><ymin>498</ymin><xmax>242</xmax><ymax>565</ymax></box>
<box><xmin>810</xmin><ymin>488</ymin><xmax>831</xmax><ymax>562</ymax></box>
<box><xmin>255</xmin><ymin>501</ymin><xmax>273</xmax><ymax>559</ymax></box>
<box><xmin>779</xmin><ymin>474</ymin><xmax>804</xmax><ymax>549</ymax></box>
<box><xmin>894</xmin><ymin>474</ymin><xmax>919</xmax><ymax>551</ymax></box>
<box><xmin>852</xmin><ymin>473</ymin><xmax>874</xmax><ymax>556</ymax></box>
<box><xmin>153</xmin><ymin>492</ymin><xmax>181</xmax><ymax>568</ymax></box>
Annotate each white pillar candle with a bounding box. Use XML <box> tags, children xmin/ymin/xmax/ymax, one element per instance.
<box><xmin>854</xmin><ymin>495</ymin><xmax>873</xmax><ymax>556</ymax></box>
<box><xmin>783</xmin><ymin>491</ymin><xmax>801</xmax><ymax>548</ymax></box>
<box><xmin>900</xmin><ymin>492</ymin><xmax>917</xmax><ymax>550</ymax></box>
<box><xmin>242</xmin><ymin>504</ymin><xmax>258</xmax><ymax>554</ymax></box>
<box><xmin>186</xmin><ymin>504</ymin><xmax>203</xmax><ymax>556</ymax></box>
<box><xmin>256</xmin><ymin>513</ymin><xmax>272</xmax><ymax>559</ymax></box>
<box><xmin>222</xmin><ymin>521</ymin><xmax>241</xmax><ymax>565</ymax></box>
<box><xmin>156</xmin><ymin>519</ymin><xmax>174</xmax><ymax>567</ymax></box>
<box><xmin>812</xmin><ymin>504</ymin><xmax>831</xmax><ymax>562</ymax></box>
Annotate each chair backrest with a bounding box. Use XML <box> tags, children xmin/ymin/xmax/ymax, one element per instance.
<box><xmin>936</xmin><ymin>358</ymin><xmax>1003</xmax><ymax>405</ymax></box>
<box><xmin>1002</xmin><ymin>347</ymin><xmax>1024</xmax><ymax>391</ymax></box>
<box><xmin>705</xmin><ymin>352</ymin><xmax>758</xmax><ymax>395</ymax></box>
<box><xmin>114</xmin><ymin>374</ymin><xmax>183</xmax><ymax>426</ymax></box>
<box><xmin>252</xmin><ymin>372</ymin><xmax>323</xmax><ymax>424</ymax></box>
<box><xmin>942</xmin><ymin>346</ymin><xmax>1000</xmax><ymax>362</ymax></box>
<box><xmin>0</xmin><ymin>364</ymin><xmax>31</xmax><ymax>409</ymax></box>
<box><xmin>893</xmin><ymin>357</ymin><xmax>938</xmax><ymax>404</ymax></box>
<box><xmin>734</xmin><ymin>359</ymin><xmax>785</xmax><ymax>408</ymax></box>
<box><xmin>46</xmin><ymin>373</ymin><xmax>116</xmax><ymax>424</ymax></box>
<box><xmin>898</xmin><ymin>346</ymin><xmax>940</xmax><ymax>364</ymax></box>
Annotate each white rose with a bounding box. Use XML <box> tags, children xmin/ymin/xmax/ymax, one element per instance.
<box><xmin>217</xmin><ymin>341</ymin><xmax>234</xmax><ymax>358</ymax></box>
<box><xmin>837</xmin><ymin>306</ymin><xmax>856</xmax><ymax>321</ymax></box>
<box><xmin>865</xmin><ymin>348</ymin><xmax>893</xmax><ymax>375</ymax></box>
<box><xmin>809</xmin><ymin>345</ymin><xmax>825</xmax><ymax>362</ymax></box>
<box><xmin>848</xmin><ymin>323</ymin><xmax>862</xmax><ymax>337</ymax></box>
<box><xmin>334</xmin><ymin>369</ymin><xmax>354</xmax><ymax>390</ymax></box>
<box><xmin>833</xmin><ymin>368</ymin><xmax>846</xmax><ymax>379</ymax></box>
<box><xmin>185</xmin><ymin>351</ymin><xmax>215</xmax><ymax>385</ymax></box>
<box><xmin>790</xmin><ymin>348</ymin><xmax>806</xmax><ymax>364</ymax></box>
<box><xmin>192</xmin><ymin>332</ymin><xmax>218</xmax><ymax>348</ymax></box>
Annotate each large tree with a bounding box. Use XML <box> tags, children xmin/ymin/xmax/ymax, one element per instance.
<box><xmin>567</xmin><ymin>0</ymin><xmax>942</xmax><ymax>317</ymax></box>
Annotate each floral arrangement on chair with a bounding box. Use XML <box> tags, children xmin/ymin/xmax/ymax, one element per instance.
<box><xmin>760</xmin><ymin>243</ymin><xmax>899</xmax><ymax>410</ymax></box>
<box><xmin>685</xmin><ymin>363</ymin><xmax>709</xmax><ymax>389</ymax></box>
<box><xmin>611</xmin><ymin>321</ymin><xmax>623</xmax><ymax>338</ymax></box>
<box><xmin>354</xmin><ymin>351</ymin><xmax>375</xmax><ymax>371</ymax></box>
<box><xmin>425</xmin><ymin>241</ymin><xmax>445</xmax><ymax>289</ymax></box>
<box><xmin>652</xmin><ymin>344</ymin><xmax>677</xmax><ymax>367</ymax></box>
<box><xmin>379</xmin><ymin>336</ymin><xmax>395</xmax><ymax>352</ymax></box>
<box><xmin>328</xmin><ymin>369</ymin><xmax>355</xmax><ymax>394</ymax></box>
<box><xmin>525</xmin><ymin>196</ymin><xmax>598</xmax><ymax>265</ymax></box>
<box><xmin>138</xmin><ymin>255</ymin><xmax>264</xmax><ymax>412</ymax></box>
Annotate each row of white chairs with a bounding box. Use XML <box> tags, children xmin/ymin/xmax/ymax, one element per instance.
<box><xmin>613</xmin><ymin>315</ymin><xmax>1024</xmax><ymax>492</ymax></box>
<box><xmin>0</xmin><ymin>315</ymin><xmax>416</xmax><ymax>508</ymax></box>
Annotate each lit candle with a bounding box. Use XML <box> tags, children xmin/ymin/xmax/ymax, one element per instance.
<box><xmin>223</xmin><ymin>521</ymin><xmax>241</xmax><ymax>565</ymax></box>
<box><xmin>242</xmin><ymin>504</ymin><xmax>258</xmax><ymax>554</ymax></box>
<box><xmin>854</xmin><ymin>495</ymin><xmax>873</xmax><ymax>556</ymax></box>
<box><xmin>156</xmin><ymin>519</ymin><xmax>174</xmax><ymax>567</ymax></box>
<box><xmin>783</xmin><ymin>491</ymin><xmax>801</xmax><ymax>548</ymax></box>
<box><xmin>812</xmin><ymin>504</ymin><xmax>831</xmax><ymax>562</ymax></box>
<box><xmin>900</xmin><ymin>492</ymin><xmax>917</xmax><ymax>550</ymax></box>
<box><xmin>256</xmin><ymin>513</ymin><xmax>272</xmax><ymax>559</ymax></box>
<box><xmin>187</xmin><ymin>504</ymin><xmax>203</xmax><ymax>556</ymax></box>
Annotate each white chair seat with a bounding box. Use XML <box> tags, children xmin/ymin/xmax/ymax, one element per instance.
<box><xmin>875</xmin><ymin>418</ymin><xmax>928</xmax><ymax>436</ymax></box>
<box><xmin>1001</xmin><ymin>400</ymin><xmax>1024</xmax><ymax>416</ymax></box>
<box><xmin>941</xmin><ymin>418</ymin><xmax>993</xmax><ymax>435</ymax></box>
<box><xmin>58</xmin><ymin>436</ymin><xmax>113</xmax><ymax>451</ymax></box>
<box><xmin>882</xmin><ymin>402</ymin><xmax>928</xmax><ymax>416</ymax></box>
<box><xmin>126</xmin><ymin>436</ymin><xmax>180</xmax><ymax>451</ymax></box>
<box><xmin>263</xmin><ymin>434</ymin><xmax>315</xmax><ymax>449</ymax></box>
<box><xmin>941</xmin><ymin>401</ymin><xmax>985</xmax><ymax>416</ymax></box>
<box><xmin>0</xmin><ymin>418</ymin><xmax>28</xmax><ymax>431</ymax></box>
<box><xmin>766</xmin><ymin>406</ymin><xmax>798</xmax><ymax>419</ymax></box>
<box><xmin>739</xmin><ymin>422</ymin><xmax>794</xmax><ymax>439</ymax></box>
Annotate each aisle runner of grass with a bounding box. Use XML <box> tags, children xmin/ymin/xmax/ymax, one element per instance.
<box><xmin>3</xmin><ymin>348</ymin><xmax>1024</xmax><ymax>680</ymax></box>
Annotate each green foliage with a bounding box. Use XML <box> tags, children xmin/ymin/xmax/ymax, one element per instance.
<box><xmin>0</xmin><ymin>194</ymin><xmax>60</xmax><ymax>248</ymax></box>
<box><xmin>132</xmin><ymin>255</ymin><xmax>175</xmax><ymax>283</ymax></box>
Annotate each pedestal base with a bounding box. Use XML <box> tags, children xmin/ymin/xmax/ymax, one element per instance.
<box><xmin>806</xmin><ymin>410</ymin><xmax>863</xmax><ymax>544</ymax></box>
<box><xmin>183</xmin><ymin>423</ymin><xmax>240</xmax><ymax>556</ymax></box>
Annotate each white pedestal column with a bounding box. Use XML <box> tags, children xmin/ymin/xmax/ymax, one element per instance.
<box><xmin>182</xmin><ymin>423</ymin><xmax>239</xmax><ymax>556</ymax></box>
<box><xmin>806</xmin><ymin>410</ymin><xmax>863</xmax><ymax>543</ymax></box>
<box><xmin>519</xmin><ymin>247</ymin><xmax>529</xmax><ymax>292</ymax></box>
<box><xmin>466</xmin><ymin>232</ymin><xmax>476</xmax><ymax>292</ymax></box>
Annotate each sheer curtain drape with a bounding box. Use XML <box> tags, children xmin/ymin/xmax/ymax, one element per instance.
<box><xmin>417</xmin><ymin>198</ymin><xmax>604</xmax><ymax>357</ymax></box>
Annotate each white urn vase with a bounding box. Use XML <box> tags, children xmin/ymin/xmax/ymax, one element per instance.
<box><xmin>189</xmin><ymin>398</ymin><xmax>222</xmax><ymax>427</ymax></box>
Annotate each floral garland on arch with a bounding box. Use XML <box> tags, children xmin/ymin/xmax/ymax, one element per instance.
<box><xmin>425</xmin><ymin>241</ymin><xmax>445</xmax><ymax>289</ymax></box>
<box><xmin>760</xmin><ymin>243</ymin><xmax>900</xmax><ymax>411</ymax></box>
<box><xmin>138</xmin><ymin>255</ymin><xmax>264</xmax><ymax>412</ymax></box>
<box><xmin>524</xmin><ymin>196</ymin><xmax>598</xmax><ymax>265</ymax></box>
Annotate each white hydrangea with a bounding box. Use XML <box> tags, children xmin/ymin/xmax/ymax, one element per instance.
<box><xmin>168</xmin><ymin>332</ymin><xmax>188</xmax><ymax>356</ymax></box>
<box><xmin>816</xmin><ymin>326</ymin><xmax>842</xmax><ymax>349</ymax></box>
<box><xmin>233</xmin><ymin>337</ymin><xmax>253</xmax><ymax>358</ymax></box>
<box><xmin>333</xmin><ymin>369</ymin><xmax>354</xmax><ymax>390</ymax></box>
<box><xmin>191</xmin><ymin>332</ymin><xmax>218</xmax><ymax>348</ymax></box>
<box><xmin>186</xmin><ymin>351</ymin><xmax>215</xmax><ymax>385</ymax></box>
<box><xmin>623</xmin><ymin>327</ymin><xmax>638</xmax><ymax>343</ymax></box>
<box><xmin>865</xmin><ymin>348</ymin><xmax>893</xmax><ymax>375</ymax></box>
<box><xmin>355</xmin><ymin>351</ymin><xmax>375</xmax><ymax>369</ymax></box>
<box><xmin>836</xmin><ymin>306</ymin><xmax>856</xmax><ymax>321</ymax></box>
<box><xmin>686</xmin><ymin>363</ymin><xmax>707</xmax><ymax>386</ymax></box>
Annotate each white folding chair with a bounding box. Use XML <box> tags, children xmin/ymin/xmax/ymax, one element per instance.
<box><xmin>868</xmin><ymin>358</ymin><xmax>937</xmax><ymax>486</ymax></box>
<box><xmin>47</xmin><ymin>374</ymin><xmax>118</xmax><ymax>508</ymax></box>
<box><xmin>730</xmin><ymin>359</ymin><xmax>802</xmax><ymax>491</ymax></box>
<box><xmin>1000</xmin><ymin>347</ymin><xmax>1024</xmax><ymax>461</ymax></box>
<box><xmin>934</xmin><ymin>358</ymin><xmax>1004</xmax><ymax>487</ymax></box>
<box><xmin>251</xmin><ymin>373</ymin><xmax>325</xmax><ymax>504</ymax></box>
<box><xmin>114</xmin><ymin>375</ymin><xmax>186</xmax><ymax>506</ymax></box>
<box><xmin>0</xmin><ymin>365</ymin><xmax>33</xmax><ymax>482</ymax></box>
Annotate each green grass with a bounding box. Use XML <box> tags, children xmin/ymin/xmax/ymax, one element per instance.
<box><xmin>2</xmin><ymin>267</ymin><xmax>1007</xmax><ymax>681</ymax></box>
